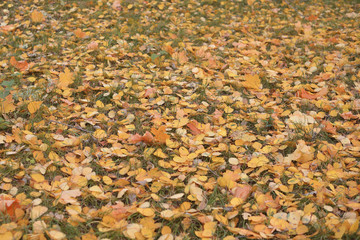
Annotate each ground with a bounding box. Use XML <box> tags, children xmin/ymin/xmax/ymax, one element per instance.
<box><xmin>0</xmin><ymin>0</ymin><xmax>360</xmax><ymax>239</ymax></box>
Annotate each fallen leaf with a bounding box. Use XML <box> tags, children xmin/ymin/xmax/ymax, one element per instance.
<box><xmin>0</xmin><ymin>194</ymin><xmax>21</xmax><ymax>219</ymax></box>
<box><xmin>74</xmin><ymin>28</ymin><xmax>87</xmax><ymax>38</ymax></box>
<box><xmin>31</xmin><ymin>205</ymin><xmax>48</xmax><ymax>220</ymax></box>
<box><xmin>57</xmin><ymin>67</ymin><xmax>74</xmax><ymax>89</ymax></box>
<box><xmin>10</xmin><ymin>56</ymin><xmax>29</xmax><ymax>72</ymax></box>
<box><xmin>28</xmin><ymin>101</ymin><xmax>43</xmax><ymax>114</ymax></box>
<box><xmin>242</xmin><ymin>74</ymin><xmax>262</xmax><ymax>90</ymax></box>
<box><xmin>31</xmin><ymin>10</ymin><xmax>45</xmax><ymax>23</ymax></box>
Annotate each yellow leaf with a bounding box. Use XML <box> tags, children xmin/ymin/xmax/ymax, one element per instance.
<box><xmin>93</xmin><ymin>129</ymin><xmax>107</xmax><ymax>139</ymax></box>
<box><xmin>58</xmin><ymin>68</ymin><xmax>74</xmax><ymax>90</ymax></box>
<box><xmin>28</xmin><ymin>101</ymin><xmax>42</xmax><ymax>114</ymax></box>
<box><xmin>349</xmin><ymin>219</ymin><xmax>359</xmax><ymax>234</ymax></box>
<box><xmin>247</xmin><ymin>155</ymin><xmax>269</xmax><ymax>168</ymax></box>
<box><xmin>168</xmin><ymin>193</ymin><xmax>184</xmax><ymax>199</ymax></box>
<box><xmin>151</xmin><ymin>182</ymin><xmax>162</xmax><ymax>193</ymax></box>
<box><xmin>0</xmin><ymin>95</ymin><xmax>16</xmax><ymax>113</ymax></box>
<box><xmin>304</xmin><ymin>203</ymin><xmax>316</xmax><ymax>215</ymax></box>
<box><xmin>225</xmin><ymin>69</ymin><xmax>238</xmax><ymax>77</ymax></box>
<box><xmin>0</xmin><ymin>232</ymin><xmax>13</xmax><ymax>240</ymax></box>
<box><xmin>202</xmin><ymin>222</ymin><xmax>217</xmax><ymax>237</ymax></box>
<box><xmin>161</xmin><ymin>226</ymin><xmax>172</xmax><ymax>235</ymax></box>
<box><xmin>31</xmin><ymin>206</ymin><xmax>48</xmax><ymax>220</ymax></box>
<box><xmin>189</xmin><ymin>183</ymin><xmax>203</xmax><ymax>201</ymax></box>
<box><xmin>326</xmin><ymin>170</ymin><xmax>340</xmax><ymax>181</ymax></box>
<box><xmin>173</xmin><ymin>155</ymin><xmax>186</xmax><ymax>163</ymax></box>
<box><xmin>247</xmin><ymin>0</ymin><xmax>256</xmax><ymax>6</ymax></box>
<box><xmin>48</xmin><ymin>230</ymin><xmax>66</xmax><ymax>240</ymax></box>
<box><xmin>124</xmin><ymin>224</ymin><xmax>142</xmax><ymax>239</ymax></box>
<box><xmin>224</xmin><ymin>236</ymin><xmax>236</xmax><ymax>240</ymax></box>
<box><xmin>230</xmin><ymin>197</ymin><xmax>243</xmax><ymax>207</ymax></box>
<box><xmin>296</xmin><ymin>224</ymin><xmax>308</xmax><ymax>235</ymax></box>
<box><xmin>287</xmin><ymin>178</ymin><xmax>300</xmax><ymax>185</ymax></box>
<box><xmin>179</xmin><ymin>147</ymin><xmax>189</xmax><ymax>156</ymax></box>
<box><xmin>31</xmin><ymin>173</ymin><xmax>45</xmax><ymax>182</ymax></box>
<box><xmin>96</xmin><ymin>100</ymin><xmax>104</xmax><ymax>108</ymax></box>
<box><xmin>242</xmin><ymin>74</ymin><xmax>262</xmax><ymax>90</ymax></box>
<box><xmin>270</xmin><ymin>217</ymin><xmax>290</xmax><ymax>231</ymax></box>
<box><xmin>144</xmin><ymin>147</ymin><xmax>155</xmax><ymax>159</ymax></box>
<box><xmin>153</xmin><ymin>148</ymin><xmax>168</xmax><ymax>158</ymax></box>
<box><xmin>172</xmin><ymin>118</ymin><xmax>189</xmax><ymax>128</ymax></box>
<box><xmin>31</xmin><ymin>10</ymin><xmax>44</xmax><ymax>23</ymax></box>
<box><xmin>224</xmin><ymin>106</ymin><xmax>233</xmax><ymax>114</ymax></box>
<box><xmin>137</xmin><ymin>208</ymin><xmax>155</xmax><ymax>217</ymax></box>
<box><xmin>160</xmin><ymin>210</ymin><xmax>174</xmax><ymax>219</ymax></box>
<box><xmin>158</xmin><ymin>3</ymin><xmax>165</xmax><ymax>10</ymax></box>
<box><xmin>89</xmin><ymin>186</ymin><xmax>103</xmax><ymax>193</ymax></box>
<box><xmin>166</xmin><ymin>139</ymin><xmax>180</xmax><ymax>148</ymax></box>
<box><xmin>103</xmin><ymin>176</ymin><xmax>113</xmax><ymax>185</ymax></box>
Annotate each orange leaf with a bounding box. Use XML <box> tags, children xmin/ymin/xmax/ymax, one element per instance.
<box><xmin>128</xmin><ymin>132</ymin><xmax>154</xmax><ymax>144</ymax></box>
<box><xmin>10</xmin><ymin>56</ymin><xmax>29</xmax><ymax>72</ymax></box>
<box><xmin>128</xmin><ymin>133</ymin><xmax>143</xmax><ymax>144</ymax></box>
<box><xmin>321</xmin><ymin>120</ymin><xmax>336</xmax><ymax>134</ymax></box>
<box><xmin>341</xmin><ymin>111</ymin><xmax>357</xmax><ymax>120</ymax></box>
<box><xmin>164</xmin><ymin>44</ymin><xmax>174</xmax><ymax>55</ymax></box>
<box><xmin>31</xmin><ymin>10</ymin><xmax>45</xmax><ymax>23</ymax></box>
<box><xmin>298</xmin><ymin>87</ymin><xmax>328</xmax><ymax>100</ymax></box>
<box><xmin>142</xmin><ymin>131</ymin><xmax>155</xmax><ymax>144</ymax></box>
<box><xmin>0</xmin><ymin>194</ymin><xmax>21</xmax><ymax>219</ymax></box>
<box><xmin>151</xmin><ymin>126</ymin><xmax>169</xmax><ymax>144</ymax></box>
<box><xmin>111</xmin><ymin>202</ymin><xmax>130</xmax><ymax>220</ymax></box>
<box><xmin>233</xmin><ymin>185</ymin><xmax>252</xmax><ymax>201</ymax></box>
<box><xmin>87</xmin><ymin>41</ymin><xmax>99</xmax><ymax>50</ymax></box>
<box><xmin>74</xmin><ymin>28</ymin><xmax>87</xmax><ymax>38</ymax></box>
<box><xmin>187</xmin><ymin>121</ymin><xmax>202</xmax><ymax>135</ymax></box>
<box><xmin>307</xmin><ymin>15</ymin><xmax>318</xmax><ymax>21</ymax></box>
<box><xmin>0</xmin><ymin>24</ymin><xmax>16</xmax><ymax>33</ymax></box>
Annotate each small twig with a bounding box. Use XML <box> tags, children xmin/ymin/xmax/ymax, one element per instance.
<box><xmin>49</xmin><ymin>119</ymin><xmax>93</xmax><ymax>133</ymax></box>
<box><xmin>283</xmin><ymin>0</ymin><xmax>304</xmax><ymax>19</ymax></box>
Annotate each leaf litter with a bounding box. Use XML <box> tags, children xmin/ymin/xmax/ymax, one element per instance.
<box><xmin>0</xmin><ymin>0</ymin><xmax>360</xmax><ymax>239</ymax></box>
